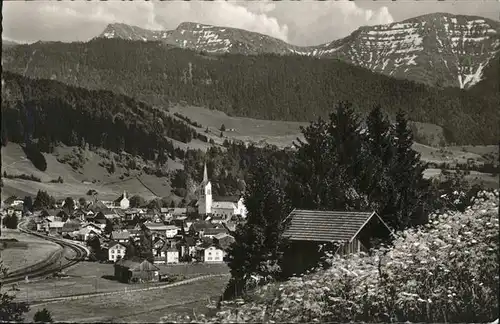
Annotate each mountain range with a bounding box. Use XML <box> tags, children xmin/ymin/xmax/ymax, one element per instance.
<box><xmin>98</xmin><ymin>13</ymin><xmax>500</xmax><ymax>89</ymax></box>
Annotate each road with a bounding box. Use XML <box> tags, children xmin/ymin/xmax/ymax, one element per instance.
<box><xmin>0</xmin><ymin>220</ymin><xmax>89</xmax><ymax>285</ymax></box>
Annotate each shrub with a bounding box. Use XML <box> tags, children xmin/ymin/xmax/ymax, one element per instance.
<box><xmin>3</xmin><ymin>173</ymin><xmax>41</xmax><ymax>182</ymax></box>
<box><xmin>160</xmin><ymin>190</ymin><xmax>499</xmax><ymax>323</ymax></box>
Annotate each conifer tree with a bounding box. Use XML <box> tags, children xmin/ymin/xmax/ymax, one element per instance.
<box><xmin>224</xmin><ymin>157</ymin><xmax>291</xmax><ymax>299</ymax></box>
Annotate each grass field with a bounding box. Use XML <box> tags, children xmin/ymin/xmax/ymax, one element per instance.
<box><xmin>8</xmin><ymin>260</ymin><xmax>230</xmax><ymax>304</ymax></box>
<box><xmin>23</xmin><ymin>275</ymin><xmax>229</xmax><ymax>323</ymax></box>
<box><xmin>169</xmin><ymin>104</ymin><xmax>308</xmax><ymax>148</ymax></box>
<box><xmin>0</xmin><ymin>228</ymin><xmax>61</xmax><ymax>273</ymax></box>
<box><xmin>1</xmin><ymin>143</ymin><xmax>176</xmax><ymax>201</ymax></box>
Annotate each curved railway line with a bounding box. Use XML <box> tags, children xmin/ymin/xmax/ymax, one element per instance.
<box><xmin>1</xmin><ymin>222</ymin><xmax>89</xmax><ymax>285</ymax></box>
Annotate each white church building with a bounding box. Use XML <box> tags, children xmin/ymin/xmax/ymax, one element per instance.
<box><xmin>197</xmin><ymin>163</ymin><xmax>247</xmax><ymax>221</ymax></box>
<box><xmin>119</xmin><ymin>191</ymin><xmax>130</xmax><ymax>210</ymax></box>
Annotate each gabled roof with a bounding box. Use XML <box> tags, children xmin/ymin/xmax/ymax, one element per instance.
<box><xmin>204</xmin><ymin>227</ymin><xmax>227</xmax><ymax>236</ymax></box>
<box><xmin>115</xmin><ymin>258</ymin><xmax>159</xmax><ymax>271</ymax></box>
<box><xmin>49</xmin><ymin>221</ymin><xmax>65</xmax><ymax>228</ymax></box>
<box><xmin>112</xmin><ymin>231</ymin><xmax>131</xmax><ymax>240</ymax></box>
<box><xmin>283</xmin><ymin>209</ymin><xmax>382</xmax><ymax>243</ymax></box>
<box><xmin>109</xmin><ymin>241</ymin><xmax>127</xmax><ymax>250</ymax></box>
<box><xmin>212</xmin><ymin>201</ymin><xmax>236</xmax><ymax>210</ymax></box>
<box><xmin>191</xmin><ymin>221</ymin><xmax>215</xmax><ymax>232</ymax></box>
<box><xmin>213</xmin><ymin>233</ymin><xmax>233</xmax><ymax>240</ymax></box>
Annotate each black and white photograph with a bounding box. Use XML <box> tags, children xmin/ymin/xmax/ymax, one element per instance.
<box><xmin>0</xmin><ymin>0</ymin><xmax>499</xmax><ymax>322</ymax></box>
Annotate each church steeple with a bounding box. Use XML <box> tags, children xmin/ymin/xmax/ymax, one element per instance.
<box><xmin>203</xmin><ymin>162</ymin><xmax>208</xmax><ymax>183</ymax></box>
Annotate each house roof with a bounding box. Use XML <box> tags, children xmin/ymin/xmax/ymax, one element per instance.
<box><xmin>213</xmin><ymin>196</ymin><xmax>240</xmax><ymax>203</ymax></box>
<box><xmin>283</xmin><ymin>209</ymin><xmax>379</xmax><ymax>243</ymax></box>
<box><xmin>62</xmin><ymin>222</ymin><xmax>81</xmax><ymax>232</ymax></box>
<box><xmin>212</xmin><ymin>201</ymin><xmax>236</xmax><ymax>210</ymax></box>
<box><xmin>213</xmin><ymin>233</ymin><xmax>233</xmax><ymax>240</ymax></box>
<box><xmin>49</xmin><ymin>221</ymin><xmax>65</xmax><ymax>228</ymax></box>
<box><xmin>183</xmin><ymin>236</ymin><xmax>196</xmax><ymax>246</ymax></box>
<box><xmin>109</xmin><ymin>241</ymin><xmax>127</xmax><ymax>250</ymax></box>
<box><xmin>191</xmin><ymin>221</ymin><xmax>215</xmax><ymax>232</ymax></box>
<box><xmin>115</xmin><ymin>258</ymin><xmax>159</xmax><ymax>271</ymax></box>
<box><xmin>171</xmin><ymin>208</ymin><xmax>186</xmax><ymax>215</ymax></box>
<box><xmin>204</xmin><ymin>227</ymin><xmax>227</xmax><ymax>236</ymax></box>
<box><xmin>112</xmin><ymin>231</ymin><xmax>131</xmax><ymax>240</ymax></box>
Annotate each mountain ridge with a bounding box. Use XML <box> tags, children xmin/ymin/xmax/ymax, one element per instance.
<box><xmin>98</xmin><ymin>13</ymin><xmax>500</xmax><ymax>89</ymax></box>
<box><xmin>3</xmin><ymin>38</ymin><xmax>498</xmax><ymax>145</ymax></box>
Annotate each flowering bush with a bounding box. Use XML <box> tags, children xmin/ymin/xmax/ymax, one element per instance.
<box><xmin>161</xmin><ymin>190</ymin><xmax>499</xmax><ymax>323</ymax></box>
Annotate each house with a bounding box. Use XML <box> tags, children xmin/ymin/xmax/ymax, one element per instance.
<box><xmin>165</xmin><ymin>246</ymin><xmax>179</xmax><ymax>264</ymax></box>
<box><xmin>36</xmin><ymin>218</ymin><xmax>51</xmax><ymax>232</ymax></box>
<box><xmin>196</xmin><ymin>244</ymin><xmax>225</xmax><ymax>263</ymax></box>
<box><xmin>111</xmin><ymin>231</ymin><xmax>131</xmax><ymax>243</ymax></box>
<box><xmin>153</xmin><ymin>237</ymin><xmax>166</xmax><ymax>257</ymax></box>
<box><xmin>10</xmin><ymin>199</ymin><xmax>24</xmax><ymax>207</ymax></box>
<box><xmin>48</xmin><ymin>221</ymin><xmax>65</xmax><ymax>234</ymax></box>
<box><xmin>213</xmin><ymin>233</ymin><xmax>235</xmax><ymax>251</ymax></box>
<box><xmin>144</xmin><ymin>223</ymin><xmax>179</xmax><ymax>238</ymax></box>
<box><xmin>203</xmin><ymin>227</ymin><xmax>228</xmax><ymax>238</ymax></box>
<box><xmin>42</xmin><ymin>209</ymin><xmax>68</xmax><ymax>221</ymax></box>
<box><xmin>114</xmin><ymin>258</ymin><xmax>160</xmax><ymax>283</ymax></box>
<box><xmin>108</xmin><ymin>242</ymin><xmax>127</xmax><ymax>262</ymax></box>
<box><xmin>179</xmin><ymin>236</ymin><xmax>197</xmax><ymax>259</ymax></box>
<box><xmin>154</xmin><ymin>242</ymin><xmax>180</xmax><ymax>264</ymax></box>
<box><xmin>170</xmin><ymin>208</ymin><xmax>187</xmax><ymax>218</ymax></box>
<box><xmin>6</xmin><ymin>205</ymin><xmax>24</xmax><ymax>218</ymax></box>
<box><xmin>282</xmin><ymin>209</ymin><xmax>394</xmax><ymax>276</ymax></box>
<box><xmin>61</xmin><ymin>221</ymin><xmax>81</xmax><ymax>237</ymax></box>
<box><xmin>189</xmin><ymin>220</ymin><xmax>215</xmax><ymax>238</ymax></box>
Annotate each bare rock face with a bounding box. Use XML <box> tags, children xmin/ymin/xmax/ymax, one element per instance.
<box><xmin>98</xmin><ymin>13</ymin><xmax>500</xmax><ymax>89</ymax></box>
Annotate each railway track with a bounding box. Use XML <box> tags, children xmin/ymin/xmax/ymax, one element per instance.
<box><xmin>0</xmin><ymin>222</ymin><xmax>89</xmax><ymax>285</ymax></box>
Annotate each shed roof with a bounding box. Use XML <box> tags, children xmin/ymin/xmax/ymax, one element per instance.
<box><xmin>283</xmin><ymin>209</ymin><xmax>378</xmax><ymax>243</ymax></box>
<box><xmin>115</xmin><ymin>258</ymin><xmax>159</xmax><ymax>271</ymax></box>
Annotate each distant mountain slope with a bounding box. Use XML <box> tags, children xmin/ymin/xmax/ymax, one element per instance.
<box><xmin>97</xmin><ymin>13</ymin><xmax>500</xmax><ymax>89</ymax></box>
<box><xmin>1</xmin><ymin>71</ymin><xmax>197</xmax><ymax>162</ymax></box>
<box><xmin>2</xmin><ymin>38</ymin><xmax>498</xmax><ymax>145</ymax></box>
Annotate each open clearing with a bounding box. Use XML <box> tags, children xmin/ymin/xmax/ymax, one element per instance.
<box><xmin>24</xmin><ymin>275</ymin><xmax>229</xmax><ymax>323</ymax></box>
<box><xmin>0</xmin><ymin>228</ymin><xmax>61</xmax><ymax>273</ymax></box>
<box><xmin>1</xmin><ymin>143</ymin><xmax>175</xmax><ymax>201</ymax></box>
<box><xmin>9</xmin><ymin>261</ymin><xmax>229</xmax><ymax>303</ymax></box>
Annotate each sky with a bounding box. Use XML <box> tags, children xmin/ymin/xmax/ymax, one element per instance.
<box><xmin>3</xmin><ymin>0</ymin><xmax>500</xmax><ymax>46</ymax></box>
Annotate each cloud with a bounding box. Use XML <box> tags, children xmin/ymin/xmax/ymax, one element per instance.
<box><xmin>2</xmin><ymin>0</ymin><xmax>497</xmax><ymax>47</ymax></box>
<box><xmin>266</xmin><ymin>1</ymin><xmax>394</xmax><ymax>45</ymax></box>
<box><xmin>2</xmin><ymin>1</ymin><xmax>289</xmax><ymax>43</ymax></box>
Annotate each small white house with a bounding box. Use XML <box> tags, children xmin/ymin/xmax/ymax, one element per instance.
<box><xmin>166</xmin><ymin>247</ymin><xmax>179</xmax><ymax>264</ymax></box>
<box><xmin>120</xmin><ymin>191</ymin><xmax>130</xmax><ymax>210</ymax></box>
<box><xmin>165</xmin><ymin>225</ymin><xmax>180</xmax><ymax>238</ymax></box>
<box><xmin>108</xmin><ymin>242</ymin><xmax>127</xmax><ymax>262</ymax></box>
<box><xmin>201</xmin><ymin>245</ymin><xmax>225</xmax><ymax>263</ymax></box>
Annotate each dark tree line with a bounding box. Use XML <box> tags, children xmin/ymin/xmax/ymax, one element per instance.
<box><xmin>222</xmin><ymin>101</ymin><xmax>482</xmax><ymax>300</ymax></box>
<box><xmin>1</xmin><ymin>72</ymin><xmax>198</xmax><ymax>162</ymax></box>
<box><xmin>3</xmin><ymin>38</ymin><xmax>498</xmax><ymax>145</ymax></box>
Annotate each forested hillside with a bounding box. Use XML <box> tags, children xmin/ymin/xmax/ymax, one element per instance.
<box><xmin>1</xmin><ymin>72</ymin><xmax>196</xmax><ymax>161</ymax></box>
<box><xmin>3</xmin><ymin>39</ymin><xmax>498</xmax><ymax>145</ymax></box>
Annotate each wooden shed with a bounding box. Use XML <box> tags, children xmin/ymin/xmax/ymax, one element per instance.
<box><xmin>282</xmin><ymin>209</ymin><xmax>393</xmax><ymax>277</ymax></box>
<box><xmin>114</xmin><ymin>258</ymin><xmax>160</xmax><ymax>284</ymax></box>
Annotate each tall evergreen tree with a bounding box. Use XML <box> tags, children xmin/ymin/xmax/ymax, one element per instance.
<box><xmin>224</xmin><ymin>157</ymin><xmax>291</xmax><ymax>299</ymax></box>
<box><xmin>389</xmin><ymin>109</ymin><xmax>428</xmax><ymax>228</ymax></box>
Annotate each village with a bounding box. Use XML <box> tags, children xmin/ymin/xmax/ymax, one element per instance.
<box><xmin>1</xmin><ymin>164</ymin><xmax>246</xmax><ymax>284</ymax></box>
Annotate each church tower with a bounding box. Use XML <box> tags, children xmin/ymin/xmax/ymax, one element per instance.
<box><xmin>198</xmin><ymin>162</ymin><xmax>212</xmax><ymax>215</ymax></box>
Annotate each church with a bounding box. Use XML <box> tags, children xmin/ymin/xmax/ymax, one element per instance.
<box><xmin>197</xmin><ymin>163</ymin><xmax>247</xmax><ymax>221</ymax></box>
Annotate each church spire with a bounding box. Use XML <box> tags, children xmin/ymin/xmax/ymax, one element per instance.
<box><xmin>203</xmin><ymin>162</ymin><xmax>208</xmax><ymax>183</ymax></box>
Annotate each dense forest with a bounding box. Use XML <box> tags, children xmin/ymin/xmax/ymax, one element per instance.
<box><xmin>3</xmin><ymin>39</ymin><xmax>498</xmax><ymax>145</ymax></box>
<box><xmin>1</xmin><ymin>72</ymin><xmax>196</xmax><ymax>161</ymax></box>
